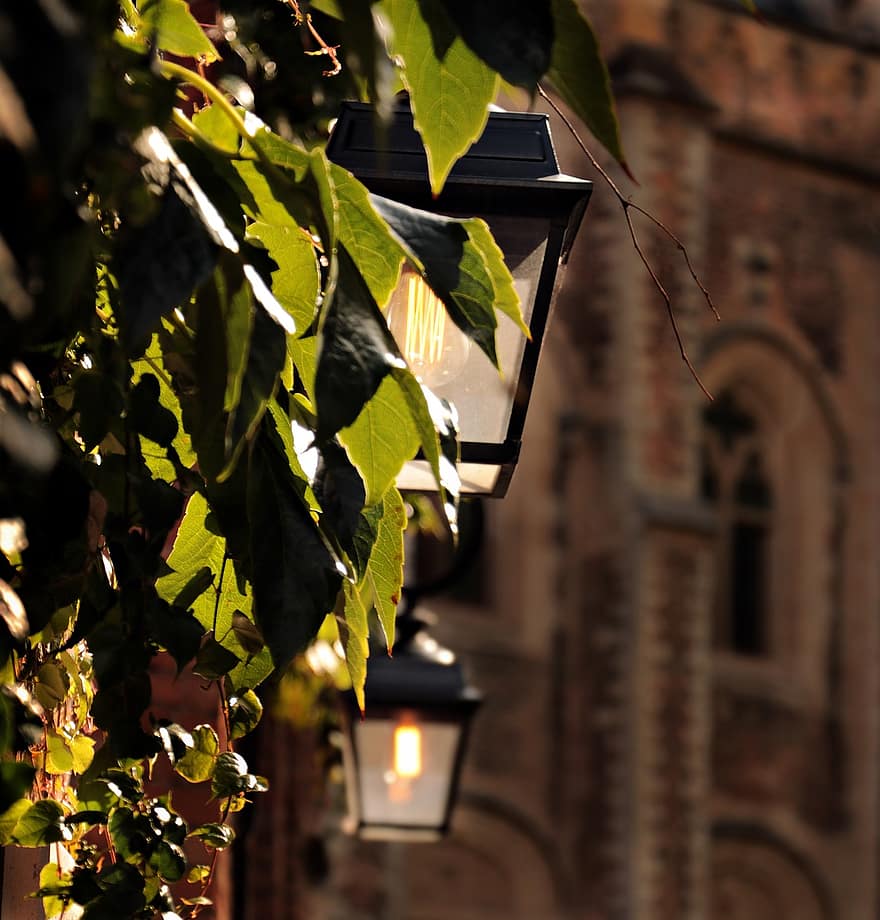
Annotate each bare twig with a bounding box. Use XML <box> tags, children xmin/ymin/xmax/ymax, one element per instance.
<box><xmin>537</xmin><ymin>85</ymin><xmax>717</xmax><ymax>400</ymax></box>
<box><xmin>282</xmin><ymin>0</ymin><xmax>342</xmax><ymax>76</ymax></box>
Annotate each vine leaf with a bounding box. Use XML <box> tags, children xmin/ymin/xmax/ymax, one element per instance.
<box><xmin>12</xmin><ymin>799</ymin><xmax>72</xmax><ymax>846</ymax></box>
<box><xmin>228</xmin><ymin>689</ymin><xmax>263</xmax><ymax>741</ymax></box>
<box><xmin>211</xmin><ymin>752</ymin><xmax>268</xmax><ymax>798</ymax></box>
<box><xmin>314</xmin><ymin>244</ymin><xmax>403</xmax><ymax>442</ymax></box>
<box><xmin>139</xmin><ymin>0</ymin><xmax>221</xmax><ymax>62</ymax></box>
<box><xmin>175</xmin><ymin>724</ymin><xmax>220</xmax><ymax>783</ymax></box>
<box><xmin>546</xmin><ymin>0</ymin><xmax>629</xmax><ymax>175</ymax></box>
<box><xmin>247</xmin><ymin>432</ymin><xmax>344</xmax><ymax>669</ymax></box>
<box><xmin>246</xmin><ymin>223</ymin><xmax>320</xmax><ymax>334</ymax></box>
<box><xmin>188</xmin><ymin>822</ymin><xmax>235</xmax><ymax>849</ymax></box>
<box><xmin>341</xmin><ymin>581</ymin><xmax>369</xmax><ymax>713</ymax></box>
<box><xmin>361</xmin><ymin>487</ymin><xmax>406</xmax><ymax>651</ymax></box>
<box><xmin>329</xmin><ymin>163</ymin><xmax>405</xmax><ymax>308</ymax></box>
<box><xmin>371</xmin><ymin>194</ymin><xmax>528</xmax><ymax>367</ymax></box>
<box><xmin>437</xmin><ymin>0</ymin><xmax>553</xmax><ymax>89</ymax></box>
<box><xmin>339</xmin><ymin>375</ymin><xmax>420</xmax><ymax>505</ymax></box>
<box><xmin>380</xmin><ymin>0</ymin><xmax>499</xmax><ymax>193</ymax></box>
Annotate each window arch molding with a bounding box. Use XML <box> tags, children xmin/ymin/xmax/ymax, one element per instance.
<box><xmin>698</xmin><ymin>327</ymin><xmax>848</xmax><ymax>707</ymax></box>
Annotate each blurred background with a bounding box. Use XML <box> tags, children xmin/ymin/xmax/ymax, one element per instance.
<box><xmin>212</xmin><ymin>1</ymin><xmax>880</xmax><ymax>917</ymax></box>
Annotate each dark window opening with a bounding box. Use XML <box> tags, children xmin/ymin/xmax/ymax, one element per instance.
<box><xmin>702</xmin><ymin>390</ymin><xmax>772</xmax><ymax>658</ymax></box>
<box><xmin>731</xmin><ymin>522</ymin><xmax>767</xmax><ymax>655</ymax></box>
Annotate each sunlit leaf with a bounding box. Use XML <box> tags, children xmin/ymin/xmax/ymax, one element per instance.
<box><xmin>188</xmin><ymin>822</ymin><xmax>235</xmax><ymax>849</ymax></box>
<box><xmin>12</xmin><ymin>799</ymin><xmax>72</xmax><ymax>846</ymax></box>
<box><xmin>228</xmin><ymin>689</ymin><xmax>262</xmax><ymax>740</ymax></box>
<box><xmin>175</xmin><ymin>724</ymin><xmax>219</xmax><ymax>783</ymax></box>
<box><xmin>361</xmin><ymin>487</ymin><xmax>406</xmax><ymax>650</ymax></box>
<box><xmin>339</xmin><ymin>376</ymin><xmax>420</xmax><ymax>505</ymax></box>
<box><xmin>139</xmin><ymin>0</ymin><xmax>221</xmax><ymax>62</ymax></box>
<box><xmin>380</xmin><ymin>0</ymin><xmax>499</xmax><ymax>193</ymax></box>
<box><xmin>341</xmin><ymin>581</ymin><xmax>369</xmax><ymax>712</ymax></box>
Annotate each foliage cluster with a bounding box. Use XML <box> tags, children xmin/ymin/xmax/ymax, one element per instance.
<box><xmin>0</xmin><ymin>0</ymin><xmax>625</xmax><ymax>915</ymax></box>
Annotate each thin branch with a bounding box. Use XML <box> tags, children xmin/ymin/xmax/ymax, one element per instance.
<box><xmin>282</xmin><ymin>0</ymin><xmax>342</xmax><ymax>76</ymax></box>
<box><xmin>537</xmin><ymin>84</ymin><xmax>716</xmax><ymax>400</ymax></box>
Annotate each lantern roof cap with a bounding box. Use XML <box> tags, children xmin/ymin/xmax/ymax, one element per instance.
<box><xmin>327</xmin><ymin>99</ymin><xmax>591</xmax><ymax>188</ymax></box>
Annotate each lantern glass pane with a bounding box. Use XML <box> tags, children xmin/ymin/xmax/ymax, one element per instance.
<box><xmin>389</xmin><ymin>217</ymin><xmax>550</xmax><ymax>445</ymax></box>
<box><xmin>396</xmin><ymin>459</ymin><xmax>500</xmax><ymax>495</ymax></box>
<box><xmin>355</xmin><ymin>717</ymin><xmax>461</xmax><ymax>828</ymax></box>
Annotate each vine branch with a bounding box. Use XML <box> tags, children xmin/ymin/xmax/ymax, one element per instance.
<box><xmin>537</xmin><ymin>84</ymin><xmax>718</xmax><ymax>400</ymax></box>
<box><xmin>282</xmin><ymin>0</ymin><xmax>341</xmax><ymax>76</ymax></box>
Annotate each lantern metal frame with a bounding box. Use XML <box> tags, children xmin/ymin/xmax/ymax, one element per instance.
<box><xmin>326</xmin><ymin>100</ymin><xmax>592</xmax><ymax>496</ymax></box>
<box><xmin>340</xmin><ymin>614</ymin><xmax>482</xmax><ymax>841</ymax></box>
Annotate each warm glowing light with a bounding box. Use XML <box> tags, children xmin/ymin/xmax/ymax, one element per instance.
<box><xmin>386</xmin><ymin>270</ymin><xmax>470</xmax><ymax>388</ymax></box>
<box><xmin>393</xmin><ymin>724</ymin><xmax>423</xmax><ymax>779</ymax></box>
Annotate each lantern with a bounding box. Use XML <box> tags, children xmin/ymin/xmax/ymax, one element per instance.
<box><xmin>326</xmin><ymin>100</ymin><xmax>591</xmax><ymax>496</ymax></box>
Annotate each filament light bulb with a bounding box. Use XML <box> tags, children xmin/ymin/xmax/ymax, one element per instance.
<box><xmin>386</xmin><ymin>270</ymin><xmax>471</xmax><ymax>388</ymax></box>
<box><xmin>393</xmin><ymin>723</ymin><xmax>423</xmax><ymax>779</ymax></box>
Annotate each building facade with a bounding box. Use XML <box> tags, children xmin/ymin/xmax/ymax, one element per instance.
<box><xmin>245</xmin><ymin>3</ymin><xmax>880</xmax><ymax>918</ymax></box>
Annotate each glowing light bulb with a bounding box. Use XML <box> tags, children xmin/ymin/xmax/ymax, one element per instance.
<box><xmin>386</xmin><ymin>270</ymin><xmax>471</xmax><ymax>388</ymax></box>
<box><xmin>393</xmin><ymin>723</ymin><xmax>423</xmax><ymax>779</ymax></box>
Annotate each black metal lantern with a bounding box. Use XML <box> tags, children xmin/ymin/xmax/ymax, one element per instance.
<box><xmin>327</xmin><ymin>101</ymin><xmax>592</xmax><ymax>496</ymax></box>
<box><xmin>341</xmin><ymin>616</ymin><xmax>482</xmax><ymax>841</ymax></box>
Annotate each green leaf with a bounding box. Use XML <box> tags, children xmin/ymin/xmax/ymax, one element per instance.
<box><xmin>0</xmin><ymin>798</ymin><xmax>31</xmax><ymax>845</ymax></box>
<box><xmin>117</xmin><ymin>185</ymin><xmax>219</xmax><ymax>355</ymax></box>
<box><xmin>133</xmin><ymin>335</ymin><xmax>198</xmax><ymax>471</ymax></box>
<box><xmin>460</xmin><ymin>217</ymin><xmax>529</xmax><ymax>338</ymax></box>
<box><xmin>34</xmin><ymin>661</ymin><xmax>69</xmax><ymax>710</ymax></box>
<box><xmin>247</xmin><ymin>433</ymin><xmax>344</xmax><ymax>668</ymax></box>
<box><xmin>314</xmin><ymin>244</ymin><xmax>402</xmax><ymax>442</ymax></box>
<box><xmin>211</xmin><ymin>752</ymin><xmax>268</xmax><ymax>799</ymax></box>
<box><xmin>188</xmin><ymin>822</ymin><xmax>235</xmax><ymax>849</ymax></box>
<box><xmin>362</xmin><ymin>487</ymin><xmax>406</xmax><ymax>650</ymax></box>
<box><xmin>174</xmin><ymin>724</ymin><xmax>219</xmax><ymax>783</ymax></box>
<box><xmin>371</xmin><ymin>194</ymin><xmax>519</xmax><ymax>366</ymax></box>
<box><xmin>246</xmin><ymin>223</ymin><xmax>320</xmax><ymax>334</ymax></box>
<box><xmin>547</xmin><ymin>0</ymin><xmax>627</xmax><ymax>172</ymax></box>
<box><xmin>139</xmin><ymin>0</ymin><xmax>221</xmax><ymax>62</ymax></box>
<box><xmin>341</xmin><ymin>582</ymin><xmax>369</xmax><ymax>712</ymax></box>
<box><xmin>157</xmin><ymin>493</ymin><xmax>225</xmax><ymax>627</ymax></box>
<box><xmin>338</xmin><ymin>371</ymin><xmax>420</xmax><ymax>506</ymax></box>
<box><xmin>40</xmin><ymin>862</ymin><xmax>71</xmax><ymax>919</ymax></box>
<box><xmin>438</xmin><ymin>0</ymin><xmax>553</xmax><ymax>88</ymax></box>
<box><xmin>12</xmin><ymin>799</ymin><xmax>72</xmax><ymax>846</ymax></box>
<box><xmin>194</xmin><ymin>636</ymin><xmax>240</xmax><ymax>680</ymax></box>
<box><xmin>380</xmin><ymin>0</ymin><xmax>499</xmax><ymax>193</ymax></box>
<box><xmin>330</xmin><ymin>163</ymin><xmax>405</xmax><ymax>307</ymax></box>
<box><xmin>149</xmin><ymin>840</ymin><xmax>186</xmax><ymax>882</ymax></box>
<box><xmin>222</xmin><ymin>293</ymin><xmax>287</xmax><ymax>481</ymax></box>
<box><xmin>390</xmin><ymin>367</ymin><xmax>460</xmax><ymax>528</ymax></box>
<box><xmin>46</xmin><ymin>730</ymin><xmax>74</xmax><ymax>775</ymax></box>
<box><xmin>192</xmin><ymin>103</ymin><xmax>240</xmax><ymax>155</ymax></box>
<box><xmin>228</xmin><ymin>689</ymin><xmax>262</xmax><ymax>741</ymax></box>
<box><xmin>68</xmin><ymin>733</ymin><xmax>96</xmax><ymax>773</ymax></box>
<box><xmin>187</xmin><ymin>864</ymin><xmax>211</xmax><ymax>883</ymax></box>
<box><xmin>158</xmin><ymin>493</ymin><xmax>274</xmax><ymax>690</ymax></box>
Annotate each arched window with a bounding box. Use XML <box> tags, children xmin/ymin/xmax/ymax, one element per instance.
<box><xmin>702</xmin><ymin>390</ymin><xmax>774</xmax><ymax>656</ymax></box>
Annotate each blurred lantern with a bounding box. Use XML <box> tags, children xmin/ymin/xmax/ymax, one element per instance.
<box><xmin>340</xmin><ymin>614</ymin><xmax>481</xmax><ymax>841</ymax></box>
<box><xmin>327</xmin><ymin>100</ymin><xmax>591</xmax><ymax>496</ymax></box>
